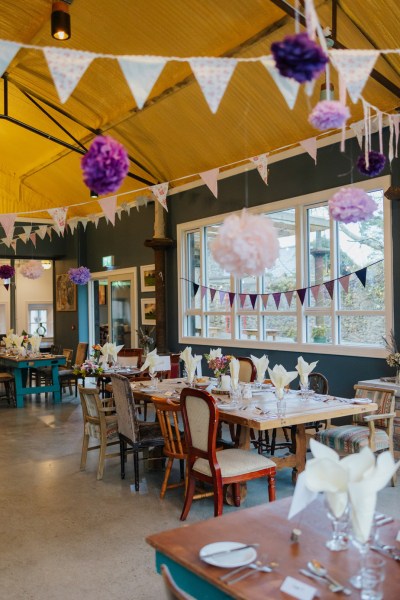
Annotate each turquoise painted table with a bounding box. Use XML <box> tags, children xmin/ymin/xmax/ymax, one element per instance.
<box><xmin>0</xmin><ymin>354</ymin><xmax>66</xmax><ymax>408</ymax></box>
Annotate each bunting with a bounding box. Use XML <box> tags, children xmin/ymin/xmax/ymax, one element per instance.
<box><xmin>98</xmin><ymin>196</ymin><xmax>117</xmax><ymax>225</ymax></box>
<box><xmin>300</xmin><ymin>137</ymin><xmax>317</xmax><ymax>163</ymax></box>
<box><xmin>189</xmin><ymin>57</ymin><xmax>237</xmax><ymax>114</ymax></box>
<box><xmin>260</xmin><ymin>56</ymin><xmax>300</xmax><ymax>110</ymax></box>
<box><xmin>0</xmin><ymin>41</ymin><xmax>21</xmax><ymax>77</ymax></box>
<box><xmin>151</xmin><ymin>183</ymin><xmax>169</xmax><ymax>211</ymax></box>
<box><xmin>330</xmin><ymin>50</ymin><xmax>379</xmax><ymax>104</ymax></box>
<box><xmin>199</xmin><ymin>168</ymin><xmax>219</xmax><ymax>199</ymax></box>
<box><xmin>0</xmin><ymin>214</ymin><xmax>16</xmax><ymax>239</ymax></box>
<box><xmin>43</xmin><ymin>48</ymin><xmax>94</xmax><ymax>104</ymax></box>
<box><xmin>250</xmin><ymin>154</ymin><xmax>269</xmax><ymax>186</ymax></box>
<box><xmin>118</xmin><ymin>56</ymin><xmax>166</xmax><ymax>109</ymax></box>
<box><xmin>48</xmin><ymin>207</ymin><xmax>68</xmax><ymax>234</ymax></box>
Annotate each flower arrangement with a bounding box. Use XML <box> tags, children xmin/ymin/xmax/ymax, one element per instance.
<box><xmin>68</xmin><ymin>266</ymin><xmax>91</xmax><ymax>285</ymax></box>
<box><xmin>136</xmin><ymin>326</ymin><xmax>155</xmax><ymax>351</ymax></box>
<box><xmin>204</xmin><ymin>348</ymin><xmax>233</xmax><ymax>377</ymax></box>
<box><xmin>73</xmin><ymin>359</ymin><xmax>104</xmax><ymax>378</ymax></box>
<box><xmin>91</xmin><ymin>344</ymin><xmax>102</xmax><ymax>364</ymax></box>
<box><xmin>20</xmin><ymin>260</ymin><xmax>44</xmax><ymax>280</ymax></box>
<box><xmin>383</xmin><ymin>331</ymin><xmax>400</xmax><ymax>369</ymax></box>
<box><xmin>271</xmin><ymin>32</ymin><xmax>328</xmax><ymax>83</ymax></box>
<box><xmin>81</xmin><ymin>135</ymin><xmax>129</xmax><ymax>195</ymax></box>
<box><xmin>0</xmin><ymin>264</ymin><xmax>15</xmax><ymax>280</ymax></box>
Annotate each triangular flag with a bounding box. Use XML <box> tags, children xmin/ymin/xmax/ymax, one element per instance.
<box><xmin>80</xmin><ymin>219</ymin><xmax>89</xmax><ymax>231</ymax></box>
<box><xmin>350</xmin><ymin>121</ymin><xmax>364</xmax><ymax>149</ymax></box>
<box><xmin>37</xmin><ymin>225</ymin><xmax>48</xmax><ymax>240</ymax></box>
<box><xmin>324</xmin><ymin>280</ymin><xmax>335</xmax><ymax>299</ymax></box>
<box><xmin>284</xmin><ymin>291</ymin><xmax>294</xmax><ymax>307</ymax></box>
<box><xmin>260</xmin><ymin>56</ymin><xmax>300</xmax><ymax>110</ymax></box>
<box><xmin>0</xmin><ymin>214</ymin><xmax>16</xmax><ymax>239</ymax></box>
<box><xmin>272</xmin><ymin>292</ymin><xmax>281</xmax><ymax>309</ymax></box>
<box><xmin>18</xmin><ymin>233</ymin><xmax>27</xmax><ymax>244</ymax></box>
<box><xmin>193</xmin><ymin>283</ymin><xmax>199</xmax><ymax>297</ymax></box>
<box><xmin>98</xmin><ymin>196</ymin><xmax>117</xmax><ymax>226</ymax></box>
<box><xmin>150</xmin><ymin>183</ymin><xmax>169</xmax><ymax>211</ymax></box>
<box><xmin>52</xmin><ymin>226</ymin><xmax>61</xmax><ymax>237</ymax></box>
<box><xmin>355</xmin><ymin>267</ymin><xmax>367</xmax><ymax>287</ymax></box>
<box><xmin>118</xmin><ymin>56</ymin><xmax>166</xmax><ymax>109</ymax></box>
<box><xmin>121</xmin><ymin>202</ymin><xmax>130</xmax><ymax>215</ymax></box>
<box><xmin>30</xmin><ymin>233</ymin><xmax>37</xmax><ymax>247</ymax></box>
<box><xmin>199</xmin><ymin>168</ymin><xmax>219</xmax><ymax>199</ymax></box>
<box><xmin>4</xmin><ymin>283</ymin><xmax>9</xmax><ymax>291</ymax></box>
<box><xmin>210</xmin><ymin>288</ymin><xmax>217</xmax><ymax>302</ymax></box>
<box><xmin>329</xmin><ymin>50</ymin><xmax>379</xmax><ymax>104</ymax></box>
<box><xmin>48</xmin><ymin>207</ymin><xmax>68</xmax><ymax>234</ymax></box>
<box><xmin>239</xmin><ymin>293</ymin><xmax>247</xmax><ymax>308</ymax></box>
<box><xmin>2</xmin><ymin>237</ymin><xmax>11</xmax><ymax>248</ymax></box>
<box><xmin>249</xmin><ymin>294</ymin><xmax>258</xmax><ymax>309</ymax></box>
<box><xmin>339</xmin><ymin>274</ymin><xmax>351</xmax><ymax>293</ymax></box>
<box><xmin>300</xmin><ymin>137</ymin><xmax>317</xmax><ymax>163</ymax></box>
<box><xmin>219</xmin><ymin>290</ymin><xmax>226</xmax><ymax>305</ymax></box>
<box><xmin>23</xmin><ymin>225</ymin><xmax>32</xmax><ymax>238</ymax></box>
<box><xmin>0</xmin><ymin>41</ymin><xmax>21</xmax><ymax>76</ymax></box>
<box><xmin>250</xmin><ymin>154</ymin><xmax>269</xmax><ymax>186</ymax></box>
<box><xmin>297</xmin><ymin>288</ymin><xmax>307</xmax><ymax>305</ymax></box>
<box><xmin>311</xmin><ymin>285</ymin><xmax>320</xmax><ymax>302</ymax></box>
<box><xmin>189</xmin><ymin>57</ymin><xmax>237</xmax><ymax>113</ymax></box>
<box><xmin>47</xmin><ymin>227</ymin><xmax>52</xmax><ymax>240</ymax></box>
<box><xmin>228</xmin><ymin>292</ymin><xmax>236</xmax><ymax>307</ymax></box>
<box><xmin>10</xmin><ymin>240</ymin><xmax>17</xmax><ymax>253</ymax></box>
<box><xmin>201</xmin><ymin>286</ymin><xmax>207</xmax><ymax>299</ymax></box>
<box><xmin>261</xmin><ymin>294</ymin><xmax>269</xmax><ymax>309</ymax></box>
<box><xmin>43</xmin><ymin>47</ymin><xmax>94</xmax><ymax>103</ymax></box>
<box><xmin>68</xmin><ymin>221</ymin><xmax>77</xmax><ymax>235</ymax></box>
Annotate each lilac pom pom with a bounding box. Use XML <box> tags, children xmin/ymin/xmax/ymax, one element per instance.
<box><xmin>328</xmin><ymin>188</ymin><xmax>377</xmax><ymax>224</ymax></box>
<box><xmin>20</xmin><ymin>260</ymin><xmax>44</xmax><ymax>280</ymax></box>
<box><xmin>271</xmin><ymin>32</ymin><xmax>328</xmax><ymax>83</ymax></box>
<box><xmin>0</xmin><ymin>265</ymin><xmax>15</xmax><ymax>279</ymax></box>
<box><xmin>68</xmin><ymin>266</ymin><xmax>91</xmax><ymax>285</ymax></box>
<box><xmin>309</xmin><ymin>100</ymin><xmax>350</xmax><ymax>131</ymax></box>
<box><xmin>357</xmin><ymin>151</ymin><xmax>386</xmax><ymax>177</ymax></box>
<box><xmin>81</xmin><ymin>136</ymin><xmax>129</xmax><ymax>195</ymax></box>
<box><xmin>210</xmin><ymin>210</ymin><xmax>279</xmax><ymax>277</ymax></box>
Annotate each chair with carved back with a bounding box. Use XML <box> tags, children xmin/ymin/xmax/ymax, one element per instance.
<box><xmin>180</xmin><ymin>387</ymin><xmax>276</xmax><ymax>520</ymax></box>
<box><xmin>237</xmin><ymin>356</ymin><xmax>256</xmax><ymax>383</ymax></box>
<box><xmin>117</xmin><ymin>347</ymin><xmax>143</xmax><ymax>369</ymax></box>
<box><xmin>316</xmin><ymin>385</ymin><xmax>396</xmax><ymax>486</ymax></box>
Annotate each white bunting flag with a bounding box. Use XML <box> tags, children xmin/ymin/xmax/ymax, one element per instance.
<box><xmin>98</xmin><ymin>196</ymin><xmax>117</xmax><ymax>225</ymax></box>
<box><xmin>250</xmin><ymin>154</ymin><xmax>269</xmax><ymax>186</ymax></box>
<box><xmin>80</xmin><ymin>219</ymin><xmax>89</xmax><ymax>231</ymax></box>
<box><xmin>18</xmin><ymin>233</ymin><xmax>27</xmax><ymax>244</ymax></box>
<box><xmin>199</xmin><ymin>168</ymin><xmax>219</xmax><ymax>198</ymax></box>
<box><xmin>36</xmin><ymin>225</ymin><xmax>48</xmax><ymax>240</ymax></box>
<box><xmin>43</xmin><ymin>47</ymin><xmax>94</xmax><ymax>103</ymax></box>
<box><xmin>23</xmin><ymin>225</ymin><xmax>32</xmax><ymax>238</ymax></box>
<box><xmin>329</xmin><ymin>50</ymin><xmax>379</xmax><ymax>104</ymax></box>
<box><xmin>10</xmin><ymin>239</ymin><xmax>17</xmax><ymax>253</ymax></box>
<box><xmin>118</xmin><ymin>56</ymin><xmax>166</xmax><ymax>109</ymax></box>
<box><xmin>0</xmin><ymin>213</ymin><xmax>16</xmax><ymax>239</ymax></box>
<box><xmin>189</xmin><ymin>58</ymin><xmax>237</xmax><ymax>114</ymax></box>
<box><xmin>0</xmin><ymin>41</ymin><xmax>21</xmax><ymax>76</ymax></box>
<box><xmin>350</xmin><ymin>120</ymin><xmax>364</xmax><ymax>148</ymax></box>
<box><xmin>260</xmin><ymin>56</ymin><xmax>300</xmax><ymax>110</ymax></box>
<box><xmin>300</xmin><ymin>137</ymin><xmax>317</xmax><ymax>163</ymax></box>
<box><xmin>2</xmin><ymin>237</ymin><xmax>11</xmax><ymax>248</ymax></box>
<box><xmin>48</xmin><ymin>207</ymin><xmax>68</xmax><ymax>235</ymax></box>
<box><xmin>90</xmin><ymin>214</ymin><xmax>100</xmax><ymax>228</ymax></box>
<box><xmin>151</xmin><ymin>183</ymin><xmax>169</xmax><ymax>211</ymax></box>
<box><xmin>30</xmin><ymin>233</ymin><xmax>36</xmax><ymax>247</ymax></box>
<box><xmin>68</xmin><ymin>221</ymin><xmax>77</xmax><ymax>235</ymax></box>
<box><xmin>121</xmin><ymin>202</ymin><xmax>131</xmax><ymax>216</ymax></box>
<box><xmin>47</xmin><ymin>227</ymin><xmax>52</xmax><ymax>240</ymax></box>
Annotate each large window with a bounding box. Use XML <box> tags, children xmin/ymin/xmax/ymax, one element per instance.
<box><xmin>178</xmin><ymin>176</ymin><xmax>391</xmax><ymax>356</ymax></box>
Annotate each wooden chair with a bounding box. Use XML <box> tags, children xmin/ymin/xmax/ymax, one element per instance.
<box><xmin>71</xmin><ymin>342</ymin><xmax>89</xmax><ymax>395</ymax></box>
<box><xmin>78</xmin><ymin>386</ymin><xmax>120</xmax><ymax>480</ymax></box>
<box><xmin>117</xmin><ymin>347</ymin><xmax>143</xmax><ymax>368</ymax></box>
<box><xmin>0</xmin><ymin>372</ymin><xmax>16</xmax><ymax>406</ymax></box>
<box><xmin>161</xmin><ymin>565</ymin><xmax>195</xmax><ymax>600</ymax></box>
<box><xmin>110</xmin><ymin>373</ymin><xmax>164</xmax><ymax>491</ymax></box>
<box><xmin>237</xmin><ymin>356</ymin><xmax>256</xmax><ymax>383</ymax></box>
<box><xmin>180</xmin><ymin>387</ymin><xmax>276</xmax><ymax>520</ymax></box>
<box><xmin>316</xmin><ymin>385</ymin><xmax>396</xmax><ymax>486</ymax></box>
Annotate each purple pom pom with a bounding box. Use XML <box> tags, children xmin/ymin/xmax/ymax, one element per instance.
<box><xmin>271</xmin><ymin>32</ymin><xmax>328</xmax><ymax>83</ymax></box>
<box><xmin>81</xmin><ymin>136</ymin><xmax>129</xmax><ymax>195</ymax></box>
<box><xmin>309</xmin><ymin>100</ymin><xmax>350</xmax><ymax>131</ymax></box>
<box><xmin>328</xmin><ymin>187</ymin><xmax>377</xmax><ymax>224</ymax></box>
<box><xmin>68</xmin><ymin>266</ymin><xmax>91</xmax><ymax>285</ymax></box>
<box><xmin>0</xmin><ymin>265</ymin><xmax>15</xmax><ymax>279</ymax></box>
<box><xmin>357</xmin><ymin>151</ymin><xmax>386</xmax><ymax>177</ymax></box>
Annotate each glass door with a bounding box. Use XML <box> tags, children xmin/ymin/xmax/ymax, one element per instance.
<box><xmin>109</xmin><ymin>276</ymin><xmax>133</xmax><ymax>346</ymax></box>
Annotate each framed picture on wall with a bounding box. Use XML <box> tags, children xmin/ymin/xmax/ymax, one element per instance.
<box><xmin>141</xmin><ymin>298</ymin><xmax>156</xmax><ymax>325</ymax></box>
<box><xmin>140</xmin><ymin>264</ymin><xmax>156</xmax><ymax>292</ymax></box>
<box><xmin>56</xmin><ymin>274</ymin><xmax>77</xmax><ymax>312</ymax></box>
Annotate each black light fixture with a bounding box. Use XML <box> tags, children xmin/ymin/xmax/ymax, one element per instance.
<box><xmin>90</xmin><ymin>190</ymin><xmax>99</xmax><ymax>198</ymax></box>
<box><xmin>51</xmin><ymin>1</ymin><xmax>72</xmax><ymax>41</ymax></box>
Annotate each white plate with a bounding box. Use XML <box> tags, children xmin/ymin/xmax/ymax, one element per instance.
<box><xmin>142</xmin><ymin>386</ymin><xmax>157</xmax><ymax>392</ymax></box>
<box><xmin>353</xmin><ymin>398</ymin><xmax>372</xmax><ymax>404</ymax></box>
<box><xmin>217</xmin><ymin>404</ymin><xmax>237</xmax><ymax>411</ymax></box>
<box><xmin>199</xmin><ymin>542</ymin><xmax>257</xmax><ymax>568</ymax></box>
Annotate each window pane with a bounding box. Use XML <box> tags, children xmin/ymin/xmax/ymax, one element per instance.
<box><xmin>187</xmin><ymin>231</ymin><xmax>201</xmax><ymax>309</ymax></box>
<box><xmin>239</xmin><ymin>315</ymin><xmax>259</xmax><ymax>340</ymax></box>
<box><xmin>263</xmin><ymin>315</ymin><xmax>297</xmax><ymax>342</ymax></box>
<box><xmin>307</xmin><ymin>205</ymin><xmax>331</xmax><ymax>308</ymax></box>
<box><xmin>206</xmin><ymin>315</ymin><xmax>231</xmax><ymax>338</ymax></box>
<box><xmin>239</xmin><ymin>275</ymin><xmax>258</xmax><ymax>310</ymax></box>
<box><xmin>205</xmin><ymin>224</ymin><xmax>231</xmax><ymax>311</ymax></box>
<box><xmin>186</xmin><ymin>315</ymin><xmax>202</xmax><ymax>337</ymax></box>
<box><xmin>307</xmin><ymin>315</ymin><xmax>332</xmax><ymax>343</ymax></box>
<box><xmin>339</xmin><ymin>315</ymin><xmax>385</xmax><ymax>346</ymax></box>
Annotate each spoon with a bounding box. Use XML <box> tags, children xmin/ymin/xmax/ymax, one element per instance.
<box><xmin>308</xmin><ymin>561</ymin><xmax>352</xmax><ymax>595</ymax></box>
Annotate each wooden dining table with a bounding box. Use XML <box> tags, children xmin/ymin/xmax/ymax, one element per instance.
<box><xmin>147</xmin><ymin>496</ymin><xmax>400</xmax><ymax>599</ymax></box>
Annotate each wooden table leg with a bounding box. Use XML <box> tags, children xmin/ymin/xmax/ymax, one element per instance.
<box><xmin>292</xmin><ymin>423</ymin><xmax>306</xmax><ymax>484</ymax></box>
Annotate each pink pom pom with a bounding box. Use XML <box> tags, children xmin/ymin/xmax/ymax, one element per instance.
<box><xmin>19</xmin><ymin>260</ymin><xmax>44</xmax><ymax>280</ymax></box>
<box><xmin>328</xmin><ymin>188</ymin><xmax>377</xmax><ymax>224</ymax></box>
<box><xmin>211</xmin><ymin>210</ymin><xmax>279</xmax><ymax>277</ymax></box>
<box><xmin>309</xmin><ymin>100</ymin><xmax>350</xmax><ymax>131</ymax></box>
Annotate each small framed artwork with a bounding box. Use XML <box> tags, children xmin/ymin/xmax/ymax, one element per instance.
<box><xmin>56</xmin><ymin>274</ymin><xmax>77</xmax><ymax>312</ymax></box>
<box><xmin>141</xmin><ymin>298</ymin><xmax>156</xmax><ymax>325</ymax></box>
<box><xmin>140</xmin><ymin>264</ymin><xmax>156</xmax><ymax>292</ymax></box>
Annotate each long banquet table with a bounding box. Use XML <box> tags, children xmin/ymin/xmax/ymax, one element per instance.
<box><xmin>147</xmin><ymin>496</ymin><xmax>400</xmax><ymax>599</ymax></box>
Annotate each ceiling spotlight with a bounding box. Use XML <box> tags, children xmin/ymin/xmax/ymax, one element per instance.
<box><xmin>90</xmin><ymin>190</ymin><xmax>99</xmax><ymax>198</ymax></box>
<box><xmin>41</xmin><ymin>260</ymin><xmax>52</xmax><ymax>270</ymax></box>
<box><xmin>51</xmin><ymin>1</ymin><xmax>71</xmax><ymax>41</ymax></box>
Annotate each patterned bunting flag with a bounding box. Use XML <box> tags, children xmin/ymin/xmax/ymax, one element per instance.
<box><xmin>118</xmin><ymin>57</ymin><xmax>166</xmax><ymax>109</ymax></box>
<box><xmin>193</xmin><ymin>282</ymin><xmax>199</xmax><ymax>296</ymax></box>
<box><xmin>30</xmin><ymin>233</ymin><xmax>37</xmax><ymax>247</ymax></box>
<box><xmin>250</xmin><ymin>154</ymin><xmax>269</xmax><ymax>186</ymax></box>
<box><xmin>43</xmin><ymin>47</ymin><xmax>94</xmax><ymax>103</ymax></box>
<box><xmin>199</xmin><ymin>168</ymin><xmax>219</xmax><ymax>199</ymax></box>
<box><xmin>260</xmin><ymin>56</ymin><xmax>300</xmax><ymax>110</ymax></box>
<box><xmin>329</xmin><ymin>50</ymin><xmax>379</xmax><ymax>104</ymax></box>
<box><xmin>355</xmin><ymin>267</ymin><xmax>367</xmax><ymax>287</ymax></box>
<box><xmin>272</xmin><ymin>292</ymin><xmax>281</xmax><ymax>309</ymax></box>
<box><xmin>151</xmin><ymin>183</ymin><xmax>169</xmax><ymax>211</ymax></box>
<box><xmin>249</xmin><ymin>294</ymin><xmax>258</xmax><ymax>309</ymax></box>
<box><xmin>98</xmin><ymin>196</ymin><xmax>117</xmax><ymax>225</ymax></box>
<box><xmin>189</xmin><ymin>57</ymin><xmax>237</xmax><ymax>114</ymax></box>
<box><xmin>0</xmin><ymin>214</ymin><xmax>16</xmax><ymax>239</ymax></box>
<box><xmin>48</xmin><ymin>207</ymin><xmax>68</xmax><ymax>234</ymax></box>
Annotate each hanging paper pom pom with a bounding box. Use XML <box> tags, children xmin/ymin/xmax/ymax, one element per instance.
<box><xmin>210</xmin><ymin>210</ymin><xmax>279</xmax><ymax>277</ymax></box>
<box><xmin>328</xmin><ymin>187</ymin><xmax>377</xmax><ymax>224</ymax></box>
<box><xmin>81</xmin><ymin>136</ymin><xmax>129</xmax><ymax>195</ymax></box>
<box><xmin>357</xmin><ymin>151</ymin><xmax>386</xmax><ymax>177</ymax></box>
<box><xmin>0</xmin><ymin>265</ymin><xmax>15</xmax><ymax>279</ymax></box>
<box><xmin>20</xmin><ymin>260</ymin><xmax>44</xmax><ymax>280</ymax></box>
<box><xmin>309</xmin><ymin>100</ymin><xmax>350</xmax><ymax>131</ymax></box>
<box><xmin>271</xmin><ymin>32</ymin><xmax>328</xmax><ymax>83</ymax></box>
<box><xmin>68</xmin><ymin>266</ymin><xmax>91</xmax><ymax>285</ymax></box>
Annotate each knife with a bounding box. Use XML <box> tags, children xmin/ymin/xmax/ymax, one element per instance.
<box><xmin>202</xmin><ymin>543</ymin><xmax>259</xmax><ymax>559</ymax></box>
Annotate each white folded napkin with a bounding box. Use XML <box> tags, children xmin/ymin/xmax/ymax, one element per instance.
<box><xmin>250</xmin><ymin>354</ymin><xmax>269</xmax><ymax>384</ymax></box>
<box><xmin>180</xmin><ymin>346</ymin><xmax>192</xmax><ymax>365</ymax></box>
<box><xmin>207</xmin><ymin>347</ymin><xmax>222</xmax><ymax>359</ymax></box>
<box><xmin>30</xmin><ymin>334</ymin><xmax>42</xmax><ymax>353</ymax></box>
<box><xmin>229</xmin><ymin>357</ymin><xmax>240</xmax><ymax>389</ymax></box>
<box><xmin>3</xmin><ymin>331</ymin><xmax>24</xmax><ymax>349</ymax></box>
<box><xmin>140</xmin><ymin>348</ymin><xmax>161</xmax><ymax>375</ymax></box>
<box><xmin>187</xmin><ymin>354</ymin><xmax>202</xmax><ymax>383</ymax></box>
<box><xmin>295</xmin><ymin>356</ymin><xmax>318</xmax><ymax>386</ymax></box>
<box><xmin>100</xmin><ymin>342</ymin><xmax>122</xmax><ymax>364</ymax></box>
<box><xmin>268</xmin><ymin>364</ymin><xmax>298</xmax><ymax>396</ymax></box>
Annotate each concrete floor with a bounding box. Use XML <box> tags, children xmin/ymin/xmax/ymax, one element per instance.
<box><xmin>1</xmin><ymin>393</ymin><xmax>399</xmax><ymax>600</ymax></box>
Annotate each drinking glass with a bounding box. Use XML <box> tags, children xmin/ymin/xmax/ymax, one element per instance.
<box><xmin>361</xmin><ymin>555</ymin><xmax>385</xmax><ymax>600</ymax></box>
<box><xmin>149</xmin><ymin>369</ymin><xmax>159</xmax><ymax>390</ymax></box>
<box><xmin>299</xmin><ymin>378</ymin><xmax>311</xmax><ymax>399</ymax></box>
<box><xmin>324</xmin><ymin>495</ymin><xmax>349</xmax><ymax>551</ymax></box>
<box><xmin>350</xmin><ymin>522</ymin><xmax>377</xmax><ymax>589</ymax></box>
<box><xmin>229</xmin><ymin>386</ymin><xmax>242</xmax><ymax>407</ymax></box>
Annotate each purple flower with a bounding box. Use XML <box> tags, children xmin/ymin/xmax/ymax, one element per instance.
<box><xmin>309</xmin><ymin>100</ymin><xmax>350</xmax><ymax>131</ymax></box>
<box><xmin>357</xmin><ymin>151</ymin><xmax>386</xmax><ymax>177</ymax></box>
<box><xmin>68</xmin><ymin>266</ymin><xmax>91</xmax><ymax>285</ymax></box>
<box><xmin>328</xmin><ymin>188</ymin><xmax>377</xmax><ymax>224</ymax></box>
<box><xmin>271</xmin><ymin>32</ymin><xmax>328</xmax><ymax>83</ymax></box>
<box><xmin>0</xmin><ymin>264</ymin><xmax>15</xmax><ymax>279</ymax></box>
<box><xmin>81</xmin><ymin>136</ymin><xmax>129</xmax><ymax>195</ymax></box>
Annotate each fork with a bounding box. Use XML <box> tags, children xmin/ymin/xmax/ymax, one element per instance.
<box><xmin>225</xmin><ymin>562</ymin><xmax>273</xmax><ymax>584</ymax></box>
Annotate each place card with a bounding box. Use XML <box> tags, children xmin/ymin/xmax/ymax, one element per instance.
<box><xmin>280</xmin><ymin>576</ymin><xmax>317</xmax><ymax>600</ymax></box>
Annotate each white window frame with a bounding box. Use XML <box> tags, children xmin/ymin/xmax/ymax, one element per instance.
<box><xmin>177</xmin><ymin>175</ymin><xmax>392</xmax><ymax>358</ymax></box>
<box><xmin>26</xmin><ymin>302</ymin><xmax>54</xmax><ymax>337</ymax></box>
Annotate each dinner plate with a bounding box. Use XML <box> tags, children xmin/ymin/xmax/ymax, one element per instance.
<box><xmin>199</xmin><ymin>542</ymin><xmax>257</xmax><ymax>568</ymax></box>
<box><xmin>353</xmin><ymin>398</ymin><xmax>372</xmax><ymax>404</ymax></box>
<box><xmin>141</xmin><ymin>386</ymin><xmax>157</xmax><ymax>392</ymax></box>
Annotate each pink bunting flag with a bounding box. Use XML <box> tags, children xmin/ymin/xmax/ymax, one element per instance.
<box><xmin>48</xmin><ymin>207</ymin><xmax>68</xmax><ymax>234</ymax></box>
<box><xmin>151</xmin><ymin>183</ymin><xmax>169</xmax><ymax>211</ymax></box>
<box><xmin>0</xmin><ymin>214</ymin><xmax>16</xmax><ymax>239</ymax></box>
<box><xmin>118</xmin><ymin>57</ymin><xmax>166</xmax><ymax>109</ymax></box>
<box><xmin>300</xmin><ymin>137</ymin><xmax>317</xmax><ymax>164</ymax></box>
<box><xmin>0</xmin><ymin>41</ymin><xmax>21</xmax><ymax>77</ymax></box>
<box><xmin>239</xmin><ymin>293</ymin><xmax>247</xmax><ymax>308</ymax></box>
<box><xmin>325</xmin><ymin>280</ymin><xmax>335</xmax><ymax>299</ymax></box>
<box><xmin>23</xmin><ymin>225</ymin><xmax>32</xmax><ymax>238</ymax></box>
<box><xmin>284</xmin><ymin>291</ymin><xmax>294</xmax><ymax>308</ymax></box>
<box><xmin>98</xmin><ymin>196</ymin><xmax>117</xmax><ymax>226</ymax></box>
<box><xmin>201</xmin><ymin>286</ymin><xmax>207</xmax><ymax>299</ymax></box>
<box><xmin>250</xmin><ymin>154</ymin><xmax>269</xmax><ymax>186</ymax></box>
<box><xmin>261</xmin><ymin>294</ymin><xmax>269</xmax><ymax>309</ymax></box>
<box><xmin>30</xmin><ymin>233</ymin><xmax>36</xmax><ymax>247</ymax></box>
<box><xmin>210</xmin><ymin>288</ymin><xmax>217</xmax><ymax>302</ymax></box>
<box><xmin>311</xmin><ymin>285</ymin><xmax>320</xmax><ymax>302</ymax></box>
<box><xmin>272</xmin><ymin>292</ymin><xmax>281</xmax><ymax>309</ymax></box>
<box><xmin>260</xmin><ymin>56</ymin><xmax>300</xmax><ymax>110</ymax></box>
<box><xmin>339</xmin><ymin>274</ymin><xmax>351</xmax><ymax>293</ymax></box>
<box><xmin>189</xmin><ymin>57</ymin><xmax>237</xmax><ymax>114</ymax></box>
<box><xmin>36</xmin><ymin>225</ymin><xmax>48</xmax><ymax>240</ymax></box>
<box><xmin>330</xmin><ymin>50</ymin><xmax>379</xmax><ymax>104</ymax></box>
<box><xmin>199</xmin><ymin>168</ymin><xmax>219</xmax><ymax>199</ymax></box>
<box><xmin>43</xmin><ymin>47</ymin><xmax>94</xmax><ymax>103</ymax></box>
<box><xmin>18</xmin><ymin>233</ymin><xmax>27</xmax><ymax>244</ymax></box>
<box><xmin>219</xmin><ymin>290</ymin><xmax>226</xmax><ymax>305</ymax></box>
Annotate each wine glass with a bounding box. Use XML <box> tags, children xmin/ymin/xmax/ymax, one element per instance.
<box><xmin>324</xmin><ymin>494</ymin><xmax>349</xmax><ymax>551</ymax></box>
